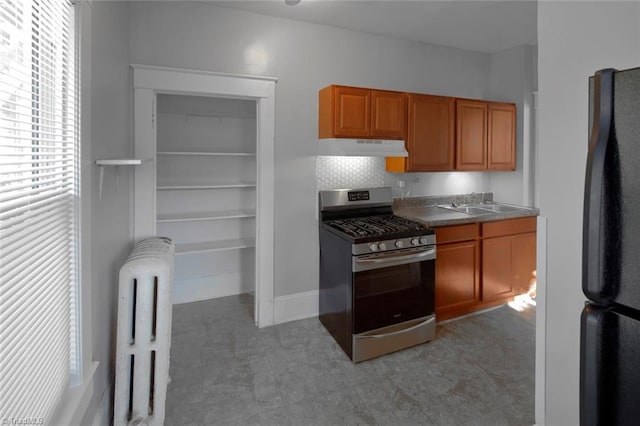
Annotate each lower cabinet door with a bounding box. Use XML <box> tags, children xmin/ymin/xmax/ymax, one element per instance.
<box><xmin>482</xmin><ymin>236</ymin><xmax>514</xmax><ymax>301</ymax></box>
<box><xmin>512</xmin><ymin>232</ymin><xmax>537</xmax><ymax>295</ymax></box>
<box><xmin>435</xmin><ymin>240</ymin><xmax>480</xmax><ymax>315</ymax></box>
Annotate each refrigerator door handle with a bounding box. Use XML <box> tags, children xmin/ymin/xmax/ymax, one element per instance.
<box><xmin>583</xmin><ymin>68</ymin><xmax>615</xmax><ymax>300</ymax></box>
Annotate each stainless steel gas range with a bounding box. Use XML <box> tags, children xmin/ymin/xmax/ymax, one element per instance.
<box><xmin>318</xmin><ymin>187</ymin><xmax>437</xmax><ymax>362</ymax></box>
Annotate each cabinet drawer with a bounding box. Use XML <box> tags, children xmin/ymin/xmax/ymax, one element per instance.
<box><xmin>482</xmin><ymin>217</ymin><xmax>536</xmax><ymax>238</ymax></box>
<box><xmin>435</xmin><ymin>223</ymin><xmax>479</xmax><ymax>244</ymax></box>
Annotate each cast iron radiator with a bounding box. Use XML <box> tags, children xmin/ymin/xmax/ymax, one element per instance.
<box><xmin>114</xmin><ymin>237</ymin><xmax>175</xmax><ymax>426</ymax></box>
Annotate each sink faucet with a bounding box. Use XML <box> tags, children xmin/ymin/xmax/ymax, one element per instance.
<box><xmin>451</xmin><ymin>202</ymin><xmax>458</xmax><ymax>208</ymax></box>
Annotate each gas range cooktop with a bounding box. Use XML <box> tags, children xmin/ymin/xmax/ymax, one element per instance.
<box><xmin>324</xmin><ymin>215</ymin><xmax>429</xmax><ymax>240</ymax></box>
<box><xmin>319</xmin><ymin>187</ymin><xmax>434</xmax><ymax>245</ymax></box>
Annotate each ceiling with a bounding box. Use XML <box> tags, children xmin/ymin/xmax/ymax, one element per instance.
<box><xmin>209</xmin><ymin>0</ymin><xmax>537</xmax><ymax>54</ymax></box>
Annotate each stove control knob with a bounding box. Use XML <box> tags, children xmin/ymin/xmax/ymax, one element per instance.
<box><xmin>395</xmin><ymin>240</ymin><xmax>404</xmax><ymax>248</ymax></box>
<box><xmin>369</xmin><ymin>243</ymin><xmax>379</xmax><ymax>252</ymax></box>
<box><xmin>411</xmin><ymin>238</ymin><xmax>419</xmax><ymax>246</ymax></box>
<box><xmin>419</xmin><ymin>237</ymin><xmax>429</xmax><ymax>245</ymax></box>
<box><xmin>378</xmin><ymin>242</ymin><xmax>387</xmax><ymax>251</ymax></box>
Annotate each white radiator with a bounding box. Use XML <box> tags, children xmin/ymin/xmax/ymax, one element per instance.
<box><xmin>114</xmin><ymin>237</ymin><xmax>175</xmax><ymax>426</ymax></box>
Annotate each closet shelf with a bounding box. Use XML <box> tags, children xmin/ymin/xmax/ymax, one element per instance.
<box><xmin>157</xmin><ymin>183</ymin><xmax>256</xmax><ymax>190</ymax></box>
<box><xmin>157</xmin><ymin>151</ymin><xmax>256</xmax><ymax>157</ymax></box>
<box><xmin>175</xmin><ymin>238</ymin><xmax>255</xmax><ymax>255</ymax></box>
<box><xmin>159</xmin><ymin>112</ymin><xmax>256</xmax><ymax>119</ymax></box>
<box><xmin>157</xmin><ymin>209</ymin><xmax>256</xmax><ymax>223</ymax></box>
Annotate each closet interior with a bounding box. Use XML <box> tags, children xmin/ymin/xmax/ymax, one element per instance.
<box><xmin>155</xmin><ymin>94</ymin><xmax>257</xmax><ymax>303</ymax></box>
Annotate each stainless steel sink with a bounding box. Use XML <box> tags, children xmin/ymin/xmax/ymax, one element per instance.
<box><xmin>453</xmin><ymin>206</ymin><xmax>495</xmax><ymax>215</ymax></box>
<box><xmin>437</xmin><ymin>204</ymin><xmax>493</xmax><ymax>215</ymax></box>
<box><xmin>437</xmin><ymin>202</ymin><xmax>533</xmax><ymax>216</ymax></box>
<box><xmin>471</xmin><ymin>203</ymin><xmax>532</xmax><ymax>213</ymax></box>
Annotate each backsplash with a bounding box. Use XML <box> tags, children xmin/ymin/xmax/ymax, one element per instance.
<box><xmin>316</xmin><ymin>156</ymin><xmax>385</xmax><ymax>190</ymax></box>
<box><xmin>315</xmin><ymin>156</ymin><xmax>494</xmax><ymax>198</ymax></box>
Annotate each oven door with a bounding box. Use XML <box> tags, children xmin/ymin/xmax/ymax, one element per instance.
<box><xmin>352</xmin><ymin>245</ymin><xmax>435</xmax><ymax>334</ymax></box>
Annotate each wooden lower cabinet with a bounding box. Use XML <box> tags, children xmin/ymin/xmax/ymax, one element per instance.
<box><xmin>481</xmin><ymin>217</ymin><xmax>537</xmax><ymax>303</ymax></box>
<box><xmin>434</xmin><ymin>223</ymin><xmax>480</xmax><ymax>321</ymax></box>
<box><xmin>435</xmin><ymin>239</ymin><xmax>480</xmax><ymax>318</ymax></box>
<box><xmin>482</xmin><ymin>236</ymin><xmax>515</xmax><ymax>302</ymax></box>
<box><xmin>434</xmin><ymin>217</ymin><xmax>537</xmax><ymax>322</ymax></box>
<box><xmin>512</xmin><ymin>232</ymin><xmax>537</xmax><ymax>294</ymax></box>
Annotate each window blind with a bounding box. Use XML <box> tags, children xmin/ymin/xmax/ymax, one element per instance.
<box><xmin>0</xmin><ymin>0</ymin><xmax>78</xmax><ymax>422</ymax></box>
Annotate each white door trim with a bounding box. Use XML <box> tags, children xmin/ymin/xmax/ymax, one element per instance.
<box><xmin>131</xmin><ymin>64</ymin><xmax>277</xmax><ymax>327</ymax></box>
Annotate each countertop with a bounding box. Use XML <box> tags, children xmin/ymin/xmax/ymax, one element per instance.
<box><xmin>395</xmin><ymin>205</ymin><xmax>539</xmax><ymax>227</ymax></box>
<box><xmin>392</xmin><ymin>193</ymin><xmax>539</xmax><ymax>227</ymax></box>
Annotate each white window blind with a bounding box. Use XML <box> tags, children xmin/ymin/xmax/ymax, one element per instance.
<box><xmin>0</xmin><ymin>0</ymin><xmax>79</xmax><ymax>422</ymax></box>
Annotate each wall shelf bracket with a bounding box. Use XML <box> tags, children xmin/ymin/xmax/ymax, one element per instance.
<box><xmin>96</xmin><ymin>159</ymin><xmax>145</xmax><ymax>200</ymax></box>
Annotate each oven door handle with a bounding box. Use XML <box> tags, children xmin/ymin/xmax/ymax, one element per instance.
<box><xmin>355</xmin><ymin>247</ymin><xmax>436</xmax><ymax>265</ymax></box>
<box><xmin>358</xmin><ymin>317</ymin><xmax>431</xmax><ymax>339</ymax></box>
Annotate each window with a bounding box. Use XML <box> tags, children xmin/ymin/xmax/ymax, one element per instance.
<box><xmin>0</xmin><ymin>0</ymin><xmax>79</xmax><ymax>422</ymax></box>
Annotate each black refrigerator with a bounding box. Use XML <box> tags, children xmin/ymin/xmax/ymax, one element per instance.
<box><xmin>581</xmin><ymin>67</ymin><xmax>640</xmax><ymax>426</ymax></box>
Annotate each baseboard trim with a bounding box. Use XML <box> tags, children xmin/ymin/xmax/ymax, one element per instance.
<box><xmin>172</xmin><ymin>273</ymin><xmax>252</xmax><ymax>304</ymax></box>
<box><xmin>273</xmin><ymin>290</ymin><xmax>318</xmax><ymax>324</ymax></box>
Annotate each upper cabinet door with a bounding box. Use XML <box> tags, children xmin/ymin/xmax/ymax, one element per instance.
<box><xmin>333</xmin><ymin>86</ymin><xmax>371</xmax><ymax>137</ymax></box>
<box><xmin>371</xmin><ymin>90</ymin><xmax>406</xmax><ymax>139</ymax></box>
<box><xmin>456</xmin><ymin>99</ymin><xmax>488</xmax><ymax>170</ymax></box>
<box><xmin>488</xmin><ymin>102</ymin><xmax>516</xmax><ymax>170</ymax></box>
<box><xmin>407</xmin><ymin>94</ymin><xmax>455</xmax><ymax>172</ymax></box>
<box><xmin>319</xmin><ymin>85</ymin><xmax>406</xmax><ymax>140</ymax></box>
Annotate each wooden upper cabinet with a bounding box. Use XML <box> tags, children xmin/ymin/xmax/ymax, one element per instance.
<box><xmin>488</xmin><ymin>102</ymin><xmax>516</xmax><ymax>170</ymax></box>
<box><xmin>318</xmin><ymin>85</ymin><xmax>405</xmax><ymax>139</ymax></box>
<box><xmin>320</xmin><ymin>84</ymin><xmax>515</xmax><ymax>173</ymax></box>
<box><xmin>386</xmin><ymin>94</ymin><xmax>454</xmax><ymax>173</ymax></box>
<box><xmin>371</xmin><ymin>90</ymin><xmax>406</xmax><ymax>138</ymax></box>
<box><xmin>456</xmin><ymin>99</ymin><xmax>516</xmax><ymax>171</ymax></box>
<box><xmin>407</xmin><ymin>94</ymin><xmax>455</xmax><ymax>172</ymax></box>
<box><xmin>333</xmin><ymin>86</ymin><xmax>371</xmax><ymax>137</ymax></box>
<box><xmin>456</xmin><ymin>99</ymin><xmax>488</xmax><ymax>170</ymax></box>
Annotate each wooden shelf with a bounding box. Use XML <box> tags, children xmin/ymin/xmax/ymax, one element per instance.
<box><xmin>157</xmin><ymin>183</ymin><xmax>256</xmax><ymax>190</ymax></box>
<box><xmin>157</xmin><ymin>209</ymin><xmax>256</xmax><ymax>223</ymax></box>
<box><xmin>157</xmin><ymin>151</ymin><xmax>255</xmax><ymax>157</ymax></box>
<box><xmin>175</xmin><ymin>238</ymin><xmax>255</xmax><ymax>255</ymax></box>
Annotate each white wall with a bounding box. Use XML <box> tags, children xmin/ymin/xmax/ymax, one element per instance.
<box><xmin>489</xmin><ymin>44</ymin><xmax>537</xmax><ymax>206</ymax></box>
<box><xmin>384</xmin><ymin>171</ymin><xmax>491</xmax><ymax>198</ymax></box>
<box><xmin>383</xmin><ymin>44</ymin><xmax>537</xmax><ymax>204</ymax></box>
<box><xmin>537</xmin><ymin>2</ymin><xmax>640</xmax><ymax>424</ymax></box>
<box><xmin>128</xmin><ymin>2</ymin><xmax>492</xmax><ymax>297</ymax></box>
<box><xmin>80</xmin><ymin>3</ymin><xmax>133</xmax><ymax>424</ymax></box>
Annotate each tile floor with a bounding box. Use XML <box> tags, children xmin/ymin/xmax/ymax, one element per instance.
<box><xmin>165</xmin><ymin>294</ymin><xmax>535</xmax><ymax>426</ymax></box>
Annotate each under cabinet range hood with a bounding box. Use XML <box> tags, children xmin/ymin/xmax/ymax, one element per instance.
<box><xmin>317</xmin><ymin>138</ymin><xmax>408</xmax><ymax>157</ymax></box>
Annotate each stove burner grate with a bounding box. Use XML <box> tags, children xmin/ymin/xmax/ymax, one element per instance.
<box><xmin>325</xmin><ymin>215</ymin><xmax>425</xmax><ymax>238</ymax></box>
